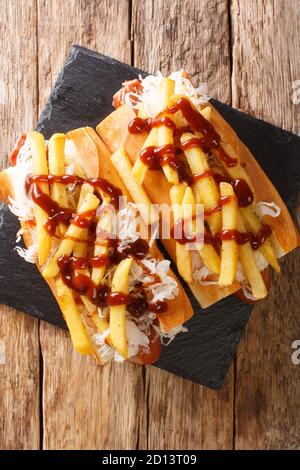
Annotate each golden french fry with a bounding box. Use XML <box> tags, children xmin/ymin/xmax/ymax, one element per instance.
<box><xmin>77</xmin><ymin>182</ymin><xmax>94</xmax><ymax>207</ymax></box>
<box><xmin>80</xmin><ymin>296</ymin><xmax>111</xmax><ymax>342</ymax></box>
<box><xmin>48</xmin><ymin>133</ymin><xmax>69</xmax><ymax>236</ymax></box>
<box><xmin>92</xmin><ymin>207</ymin><xmax>112</xmax><ymax>285</ymax></box>
<box><xmin>157</xmin><ymin>78</ymin><xmax>179</xmax><ymax>184</ymax></box>
<box><xmin>111</xmin><ymin>148</ymin><xmax>159</xmax><ymax>225</ymax></box>
<box><xmin>198</xmin><ymin>242</ymin><xmax>221</xmax><ymax>275</ymax></box>
<box><xmin>170</xmin><ymin>184</ymin><xmax>193</xmax><ymax>283</ymax></box>
<box><xmin>55</xmin><ymin>278</ymin><xmax>94</xmax><ymax>355</ymax></box>
<box><xmin>42</xmin><ymin>191</ymin><xmax>100</xmax><ymax>279</ymax></box>
<box><xmin>159</xmin><ymin>78</ymin><xmax>175</xmax><ymax>108</ymax></box>
<box><xmin>200</xmin><ymin>106</ymin><xmax>211</xmax><ymax>121</ymax></box>
<box><xmin>219</xmin><ymin>183</ymin><xmax>238</xmax><ymax>286</ymax></box>
<box><xmin>183</xmin><ymin>185</ymin><xmax>220</xmax><ymax>274</ymax></box>
<box><xmin>110</xmin><ymin>257</ymin><xmax>133</xmax><ymax>358</ymax></box>
<box><xmin>199</xmin><ymin>111</ymin><xmax>255</xmax><ymax>199</ymax></box>
<box><xmin>132</xmin><ymin>128</ymin><xmax>158</xmax><ymax>185</ymax></box>
<box><xmin>28</xmin><ymin>131</ymin><xmax>52</xmax><ymax>265</ymax></box>
<box><xmin>181</xmin><ymin>132</ymin><xmax>221</xmax><ymax>235</ymax></box>
<box><xmin>240</xmin><ymin>207</ymin><xmax>280</xmax><ymax>272</ymax></box>
<box><xmin>237</xmin><ymin>214</ymin><xmax>268</xmax><ymax>299</ymax></box>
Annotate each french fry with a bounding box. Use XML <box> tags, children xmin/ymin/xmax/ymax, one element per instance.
<box><xmin>157</xmin><ymin>78</ymin><xmax>179</xmax><ymax>184</ymax></box>
<box><xmin>110</xmin><ymin>257</ymin><xmax>133</xmax><ymax>358</ymax></box>
<box><xmin>42</xmin><ymin>190</ymin><xmax>100</xmax><ymax>279</ymax></box>
<box><xmin>132</xmin><ymin>128</ymin><xmax>158</xmax><ymax>185</ymax></box>
<box><xmin>92</xmin><ymin>207</ymin><xmax>112</xmax><ymax>285</ymax></box>
<box><xmin>77</xmin><ymin>182</ymin><xmax>94</xmax><ymax>207</ymax></box>
<box><xmin>111</xmin><ymin>149</ymin><xmax>159</xmax><ymax>225</ymax></box>
<box><xmin>81</xmin><ymin>202</ymin><xmax>112</xmax><ymax>323</ymax></box>
<box><xmin>55</xmin><ymin>278</ymin><xmax>94</xmax><ymax>355</ymax></box>
<box><xmin>159</xmin><ymin>78</ymin><xmax>175</xmax><ymax>110</ymax></box>
<box><xmin>28</xmin><ymin>131</ymin><xmax>52</xmax><ymax>265</ymax></box>
<box><xmin>219</xmin><ymin>183</ymin><xmax>238</xmax><ymax>286</ymax></box>
<box><xmin>170</xmin><ymin>184</ymin><xmax>193</xmax><ymax>283</ymax></box>
<box><xmin>200</xmin><ymin>108</ymin><xmax>279</xmax><ymax>272</ymax></box>
<box><xmin>182</xmin><ymin>186</ymin><xmax>221</xmax><ymax>274</ymax></box>
<box><xmin>181</xmin><ymin>131</ymin><xmax>222</xmax><ymax>235</ymax></box>
<box><xmin>198</xmin><ymin>110</ymin><xmax>255</xmax><ymax>198</ymax></box>
<box><xmin>200</xmin><ymin>106</ymin><xmax>211</xmax><ymax>121</ymax></box>
<box><xmin>199</xmin><ymin>240</ymin><xmax>221</xmax><ymax>274</ymax></box>
<box><xmin>240</xmin><ymin>207</ymin><xmax>280</xmax><ymax>272</ymax></box>
<box><xmin>237</xmin><ymin>214</ymin><xmax>268</xmax><ymax>299</ymax></box>
<box><xmin>48</xmin><ymin>133</ymin><xmax>69</xmax><ymax>236</ymax></box>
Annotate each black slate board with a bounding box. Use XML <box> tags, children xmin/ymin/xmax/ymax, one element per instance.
<box><xmin>1</xmin><ymin>45</ymin><xmax>299</xmax><ymax>389</ymax></box>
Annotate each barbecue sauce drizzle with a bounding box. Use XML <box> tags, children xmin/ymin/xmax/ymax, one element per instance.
<box><xmin>128</xmin><ymin>97</ymin><xmax>238</xmax><ymax>171</ymax></box>
<box><xmin>25</xmin><ymin>174</ymin><xmax>122</xmax><ymax>235</ymax></box>
<box><xmin>26</xmin><ymin>173</ymin><xmax>166</xmax><ymax>316</ymax></box>
<box><xmin>128</xmin><ymin>98</ymin><xmax>269</xmax><ymax>249</ymax></box>
<box><xmin>57</xmin><ymin>240</ymin><xmax>167</xmax><ymax>316</ymax></box>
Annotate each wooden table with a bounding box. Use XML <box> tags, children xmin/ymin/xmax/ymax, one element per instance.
<box><xmin>0</xmin><ymin>0</ymin><xmax>299</xmax><ymax>450</ymax></box>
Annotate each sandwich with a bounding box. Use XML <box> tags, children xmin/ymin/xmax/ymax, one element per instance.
<box><xmin>96</xmin><ymin>71</ymin><xmax>300</xmax><ymax>306</ymax></box>
<box><xmin>0</xmin><ymin>127</ymin><xmax>193</xmax><ymax>364</ymax></box>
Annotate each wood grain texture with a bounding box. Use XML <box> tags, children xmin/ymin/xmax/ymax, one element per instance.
<box><xmin>231</xmin><ymin>0</ymin><xmax>300</xmax><ymax>134</ymax></box>
<box><xmin>41</xmin><ymin>323</ymin><xmax>144</xmax><ymax>449</ymax></box>
<box><xmin>37</xmin><ymin>0</ymin><xmax>131</xmax><ymax>113</ymax></box>
<box><xmin>132</xmin><ymin>0</ymin><xmax>234</xmax><ymax>450</ymax></box>
<box><xmin>37</xmin><ymin>0</ymin><xmax>144</xmax><ymax>450</ymax></box>
<box><xmin>133</xmin><ymin>0</ymin><xmax>231</xmax><ymax>103</ymax></box>
<box><xmin>0</xmin><ymin>0</ymin><xmax>40</xmax><ymax>450</ymax></box>
<box><xmin>231</xmin><ymin>0</ymin><xmax>300</xmax><ymax>449</ymax></box>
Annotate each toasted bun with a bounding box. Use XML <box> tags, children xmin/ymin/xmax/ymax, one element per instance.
<box><xmin>65</xmin><ymin>127</ymin><xmax>194</xmax><ymax>330</ymax></box>
<box><xmin>0</xmin><ymin>168</ymin><xmax>14</xmax><ymax>204</ymax></box>
<box><xmin>96</xmin><ymin>107</ymin><xmax>240</xmax><ymax>308</ymax></box>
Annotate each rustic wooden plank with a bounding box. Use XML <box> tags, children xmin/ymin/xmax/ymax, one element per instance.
<box><xmin>41</xmin><ymin>323</ymin><xmax>145</xmax><ymax>449</ymax></box>
<box><xmin>132</xmin><ymin>0</ymin><xmax>234</xmax><ymax>450</ymax></box>
<box><xmin>37</xmin><ymin>0</ymin><xmax>145</xmax><ymax>450</ymax></box>
<box><xmin>0</xmin><ymin>0</ymin><xmax>40</xmax><ymax>450</ymax></box>
<box><xmin>133</xmin><ymin>0</ymin><xmax>231</xmax><ymax>104</ymax></box>
<box><xmin>231</xmin><ymin>0</ymin><xmax>300</xmax><ymax>449</ymax></box>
